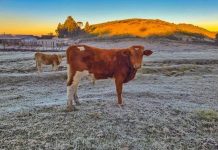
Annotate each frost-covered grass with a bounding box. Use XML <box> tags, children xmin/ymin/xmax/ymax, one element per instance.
<box><xmin>0</xmin><ymin>40</ymin><xmax>218</xmax><ymax>149</ymax></box>
<box><xmin>1</xmin><ymin>102</ymin><xmax>218</xmax><ymax>149</ymax></box>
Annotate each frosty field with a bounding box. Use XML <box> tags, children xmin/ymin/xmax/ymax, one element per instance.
<box><xmin>0</xmin><ymin>39</ymin><xmax>218</xmax><ymax>149</ymax></box>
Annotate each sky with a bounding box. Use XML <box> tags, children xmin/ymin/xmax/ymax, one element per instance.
<box><xmin>0</xmin><ymin>0</ymin><xmax>218</xmax><ymax>35</ymax></box>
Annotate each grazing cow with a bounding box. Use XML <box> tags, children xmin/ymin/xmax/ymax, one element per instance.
<box><xmin>66</xmin><ymin>45</ymin><xmax>153</xmax><ymax>111</ymax></box>
<box><xmin>34</xmin><ymin>52</ymin><xmax>63</xmax><ymax>73</ymax></box>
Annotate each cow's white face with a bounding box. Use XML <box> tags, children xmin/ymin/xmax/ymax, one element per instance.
<box><xmin>124</xmin><ymin>46</ymin><xmax>153</xmax><ymax>69</ymax></box>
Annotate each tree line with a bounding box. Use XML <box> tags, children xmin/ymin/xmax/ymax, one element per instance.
<box><xmin>55</xmin><ymin>16</ymin><xmax>90</xmax><ymax>38</ymax></box>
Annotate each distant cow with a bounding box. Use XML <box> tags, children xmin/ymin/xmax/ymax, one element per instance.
<box><xmin>34</xmin><ymin>52</ymin><xmax>63</xmax><ymax>73</ymax></box>
<box><xmin>66</xmin><ymin>45</ymin><xmax>153</xmax><ymax>111</ymax></box>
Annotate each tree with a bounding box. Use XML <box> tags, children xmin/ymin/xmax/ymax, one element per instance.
<box><xmin>64</xmin><ymin>16</ymin><xmax>79</xmax><ymax>36</ymax></box>
<box><xmin>55</xmin><ymin>16</ymin><xmax>80</xmax><ymax>38</ymax></box>
<box><xmin>56</xmin><ymin>23</ymin><xmax>66</xmax><ymax>38</ymax></box>
<box><xmin>215</xmin><ymin>33</ymin><xmax>218</xmax><ymax>45</ymax></box>
<box><xmin>84</xmin><ymin>21</ymin><xmax>90</xmax><ymax>32</ymax></box>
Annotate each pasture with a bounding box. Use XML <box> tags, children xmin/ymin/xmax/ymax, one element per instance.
<box><xmin>0</xmin><ymin>39</ymin><xmax>218</xmax><ymax>149</ymax></box>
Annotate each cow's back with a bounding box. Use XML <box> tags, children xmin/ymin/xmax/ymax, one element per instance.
<box><xmin>35</xmin><ymin>52</ymin><xmax>58</xmax><ymax>65</ymax></box>
<box><xmin>67</xmin><ymin>45</ymin><xmax>118</xmax><ymax>79</ymax></box>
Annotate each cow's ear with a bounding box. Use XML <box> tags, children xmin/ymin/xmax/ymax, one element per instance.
<box><xmin>143</xmin><ymin>50</ymin><xmax>153</xmax><ymax>56</ymax></box>
<box><xmin>122</xmin><ymin>50</ymin><xmax>130</xmax><ymax>56</ymax></box>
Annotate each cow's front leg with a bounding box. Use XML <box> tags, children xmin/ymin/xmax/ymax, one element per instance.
<box><xmin>53</xmin><ymin>63</ymin><xmax>58</xmax><ymax>71</ymax></box>
<box><xmin>36</xmin><ymin>62</ymin><xmax>42</xmax><ymax>74</ymax></box>
<box><xmin>115</xmin><ymin>77</ymin><xmax>124</xmax><ymax>106</ymax></box>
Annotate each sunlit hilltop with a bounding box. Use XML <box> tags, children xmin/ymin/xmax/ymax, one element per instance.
<box><xmin>88</xmin><ymin>19</ymin><xmax>216</xmax><ymax>39</ymax></box>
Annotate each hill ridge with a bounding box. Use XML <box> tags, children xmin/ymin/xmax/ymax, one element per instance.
<box><xmin>88</xmin><ymin>18</ymin><xmax>216</xmax><ymax>39</ymax></box>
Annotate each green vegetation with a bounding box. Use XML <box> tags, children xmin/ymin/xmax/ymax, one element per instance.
<box><xmin>55</xmin><ymin>16</ymin><xmax>81</xmax><ymax>38</ymax></box>
<box><xmin>139</xmin><ymin>65</ymin><xmax>197</xmax><ymax>76</ymax></box>
<box><xmin>196</xmin><ymin>109</ymin><xmax>218</xmax><ymax>121</ymax></box>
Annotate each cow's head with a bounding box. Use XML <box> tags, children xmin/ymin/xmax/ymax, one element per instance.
<box><xmin>123</xmin><ymin>45</ymin><xmax>153</xmax><ymax>69</ymax></box>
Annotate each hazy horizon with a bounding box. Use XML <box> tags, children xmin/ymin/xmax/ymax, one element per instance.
<box><xmin>0</xmin><ymin>0</ymin><xmax>218</xmax><ymax>35</ymax></box>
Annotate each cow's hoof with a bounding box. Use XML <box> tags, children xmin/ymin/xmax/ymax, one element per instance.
<box><xmin>117</xmin><ymin>103</ymin><xmax>124</xmax><ymax>108</ymax></box>
<box><xmin>74</xmin><ymin>95</ymin><xmax>80</xmax><ymax>105</ymax></box>
<box><xmin>67</xmin><ymin>106</ymin><xmax>78</xmax><ymax>112</ymax></box>
<box><xmin>67</xmin><ymin>107</ymin><xmax>73</xmax><ymax>112</ymax></box>
<box><xmin>75</xmin><ymin>101</ymin><xmax>81</xmax><ymax>105</ymax></box>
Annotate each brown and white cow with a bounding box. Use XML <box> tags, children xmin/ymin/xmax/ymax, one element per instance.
<box><xmin>66</xmin><ymin>45</ymin><xmax>153</xmax><ymax>111</ymax></box>
<box><xmin>34</xmin><ymin>52</ymin><xmax>63</xmax><ymax>73</ymax></box>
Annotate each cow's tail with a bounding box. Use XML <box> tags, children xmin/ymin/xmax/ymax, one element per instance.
<box><xmin>66</xmin><ymin>63</ymin><xmax>74</xmax><ymax>86</ymax></box>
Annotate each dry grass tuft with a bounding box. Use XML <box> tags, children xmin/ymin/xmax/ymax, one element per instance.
<box><xmin>88</xmin><ymin>112</ymin><xmax>101</xmax><ymax>119</ymax></box>
<box><xmin>139</xmin><ymin>64</ymin><xmax>198</xmax><ymax>76</ymax></box>
<box><xmin>196</xmin><ymin>109</ymin><xmax>218</xmax><ymax>121</ymax></box>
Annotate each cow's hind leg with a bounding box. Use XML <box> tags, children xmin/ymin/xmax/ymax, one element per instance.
<box><xmin>89</xmin><ymin>74</ymin><xmax>96</xmax><ymax>85</ymax></box>
<box><xmin>36</xmin><ymin>62</ymin><xmax>42</xmax><ymax>74</ymax></box>
<box><xmin>73</xmin><ymin>81</ymin><xmax>80</xmax><ymax>105</ymax></box>
<box><xmin>67</xmin><ymin>68</ymin><xmax>88</xmax><ymax>111</ymax></box>
<box><xmin>67</xmin><ymin>65</ymin><xmax>76</xmax><ymax>111</ymax></box>
<box><xmin>72</xmin><ymin>71</ymin><xmax>89</xmax><ymax>105</ymax></box>
<box><xmin>36</xmin><ymin>61</ymin><xmax>39</xmax><ymax>74</ymax></box>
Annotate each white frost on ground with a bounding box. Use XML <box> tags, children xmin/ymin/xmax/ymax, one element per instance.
<box><xmin>0</xmin><ymin>39</ymin><xmax>218</xmax><ymax>149</ymax></box>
